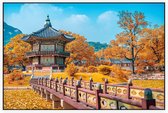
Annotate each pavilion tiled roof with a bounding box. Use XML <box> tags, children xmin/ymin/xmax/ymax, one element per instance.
<box><xmin>22</xmin><ymin>15</ymin><xmax>74</xmax><ymax>41</ymax></box>
<box><xmin>110</xmin><ymin>59</ymin><xmax>132</xmax><ymax>64</ymax></box>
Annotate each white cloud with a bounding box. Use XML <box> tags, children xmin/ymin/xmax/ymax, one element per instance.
<box><xmin>63</xmin><ymin>14</ymin><xmax>89</xmax><ymax>30</ymax></box>
<box><xmin>5</xmin><ymin>5</ymin><xmax>122</xmax><ymax>43</ymax></box>
<box><xmin>97</xmin><ymin>11</ymin><xmax>118</xmax><ymax>25</ymax></box>
<box><xmin>96</xmin><ymin>11</ymin><xmax>121</xmax><ymax>42</ymax></box>
<box><xmin>66</xmin><ymin>14</ymin><xmax>89</xmax><ymax>24</ymax></box>
<box><xmin>6</xmin><ymin>4</ymin><xmax>63</xmax><ymax>34</ymax></box>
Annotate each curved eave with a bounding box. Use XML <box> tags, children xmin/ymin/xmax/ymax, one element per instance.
<box><xmin>62</xmin><ymin>35</ymin><xmax>75</xmax><ymax>43</ymax></box>
<box><xmin>22</xmin><ymin>34</ymin><xmax>75</xmax><ymax>43</ymax></box>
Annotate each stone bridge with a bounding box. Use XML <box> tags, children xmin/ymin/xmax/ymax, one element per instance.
<box><xmin>30</xmin><ymin>77</ymin><xmax>164</xmax><ymax>110</ymax></box>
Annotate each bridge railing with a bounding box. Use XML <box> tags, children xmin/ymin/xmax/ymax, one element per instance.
<box><xmin>30</xmin><ymin>78</ymin><xmax>164</xmax><ymax>110</ymax></box>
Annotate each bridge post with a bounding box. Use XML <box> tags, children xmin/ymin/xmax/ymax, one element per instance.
<box><xmin>45</xmin><ymin>90</ymin><xmax>51</xmax><ymax>101</ymax></box>
<box><xmin>71</xmin><ymin>77</ymin><xmax>74</xmax><ymax>86</ymax></box>
<box><xmin>39</xmin><ymin>78</ymin><xmax>41</xmax><ymax>85</ymax></box>
<box><xmin>95</xmin><ymin>83</ymin><xmax>102</xmax><ymax>110</ymax></box>
<box><xmin>50</xmin><ymin>78</ymin><xmax>54</xmax><ymax>89</ymax></box>
<box><xmin>127</xmin><ymin>79</ymin><xmax>133</xmax><ymax>99</ymax></box>
<box><xmin>75</xmin><ymin>80</ymin><xmax>81</xmax><ymax>102</ymax></box>
<box><xmin>42</xmin><ymin>78</ymin><xmax>44</xmax><ymax>86</ymax></box>
<box><xmin>37</xmin><ymin>87</ymin><xmax>41</xmax><ymax>95</ymax></box>
<box><xmin>34</xmin><ymin>86</ymin><xmax>38</xmax><ymax>93</ymax></box>
<box><xmin>89</xmin><ymin>77</ymin><xmax>93</xmax><ymax>90</ymax></box>
<box><xmin>60</xmin><ymin>77</ymin><xmax>62</xmax><ymax>84</ymax></box>
<box><xmin>38</xmin><ymin>78</ymin><xmax>40</xmax><ymax>85</ymax></box>
<box><xmin>40</xmin><ymin>88</ymin><xmax>46</xmax><ymax>98</ymax></box>
<box><xmin>45</xmin><ymin>78</ymin><xmax>48</xmax><ymax>87</ymax></box>
<box><xmin>141</xmin><ymin>88</ymin><xmax>156</xmax><ymax>109</ymax></box>
<box><xmin>50</xmin><ymin>94</ymin><xmax>61</xmax><ymax>108</ymax></box>
<box><xmin>55</xmin><ymin>78</ymin><xmax>59</xmax><ymax>92</ymax></box>
<box><xmin>61</xmin><ymin>99</ymin><xmax>76</xmax><ymax>110</ymax></box>
<box><xmin>103</xmin><ymin>79</ymin><xmax>108</xmax><ymax>94</ymax></box>
<box><xmin>32</xmin><ymin>85</ymin><xmax>35</xmax><ymax>91</ymax></box>
<box><xmin>63</xmin><ymin>79</ymin><xmax>67</xmax><ymax>96</ymax></box>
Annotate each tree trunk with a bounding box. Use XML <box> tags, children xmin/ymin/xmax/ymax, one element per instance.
<box><xmin>131</xmin><ymin>47</ymin><xmax>135</xmax><ymax>74</ymax></box>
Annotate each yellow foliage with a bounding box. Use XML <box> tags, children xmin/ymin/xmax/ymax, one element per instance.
<box><xmin>60</xmin><ymin>30</ymin><xmax>95</xmax><ymax>65</ymax></box>
<box><xmin>4</xmin><ymin>34</ymin><xmax>31</xmax><ymax>67</ymax></box>
<box><xmin>98</xmin><ymin>65</ymin><xmax>111</xmax><ymax>75</ymax></box>
<box><xmin>65</xmin><ymin>63</ymin><xmax>78</xmax><ymax>76</ymax></box>
<box><xmin>4</xmin><ymin>90</ymin><xmax>62</xmax><ymax>109</ymax></box>
<box><xmin>78</xmin><ymin>66</ymin><xmax>87</xmax><ymax>73</ymax></box>
<box><xmin>4</xmin><ymin>75</ymin><xmax>31</xmax><ymax>87</ymax></box>
<box><xmin>52</xmin><ymin>72</ymin><xmax>164</xmax><ymax>89</ymax></box>
<box><xmin>52</xmin><ymin>72</ymin><xmax>116</xmax><ymax>83</ymax></box>
<box><xmin>88</xmin><ymin>66</ymin><xmax>98</xmax><ymax>73</ymax></box>
<box><xmin>133</xmin><ymin>80</ymin><xmax>164</xmax><ymax>89</ymax></box>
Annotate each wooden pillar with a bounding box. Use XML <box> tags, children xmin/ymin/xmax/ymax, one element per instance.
<box><xmin>54</xmin><ymin>56</ymin><xmax>56</xmax><ymax>65</ymax></box>
<box><xmin>142</xmin><ymin>88</ymin><xmax>156</xmax><ymax>109</ymax></box>
<box><xmin>40</xmin><ymin>88</ymin><xmax>45</xmax><ymax>98</ymax></box>
<box><xmin>71</xmin><ymin>77</ymin><xmax>74</xmax><ymax>86</ymax></box>
<box><xmin>60</xmin><ymin>77</ymin><xmax>62</xmax><ymax>84</ymax></box>
<box><xmin>50</xmin><ymin>79</ymin><xmax>53</xmax><ymax>89</ymax></box>
<box><xmin>38</xmin><ymin>78</ymin><xmax>40</xmax><ymax>85</ymax></box>
<box><xmin>45</xmin><ymin>90</ymin><xmax>51</xmax><ymax>101</ymax></box>
<box><xmin>95</xmin><ymin>83</ymin><xmax>102</xmax><ymax>110</ymax></box>
<box><xmin>51</xmin><ymin>94</ymin><xmax>61</xmax><ymax>109</ymax></box>
<box><xmin>62</xmin><ymin>79</ymin><xmax>67</xmax><ymax>96</ymax></box>
<box><xmin>61</xmin><ymin>99</ymin><xmax>76</xmax><ymax>110</ymax></box>
<box><xmin>89</xmin><ymin>77</ymin><xmax>93</xmax><ymax>90</ymax></box>
<box><xmin>39</xmin><ymin>43</ymin><xmax>41</xmax><ymax>51</ymax></box>
<box><xmin>38</xmin><ymin>56</ymin><xmax>41</xmax><ymax>65</ymax></box>
<box><xmin>75</xmin><ymin>80</ymin><xmax>81</xmax><ymax>102</ymax></box>
<box><xmin>54</xmin><ymin>43</ymin><xmax>56</xmax><ymax>51</ymax></box>
<box><xmin>45</xmin><ymin>78</ymin><xmax>48</xmax><ymax>87</ymax></box>
<box><xmin>127</xmin><ymin>79</ymin><xmax>133</xmax><ymax>99</ymax></box>
<box><xmin>103</xmin><ymin>79</ymin><xmax>108</xmax><ymax>94</ymax></box>
<box><xmin>55</xmin><ymin>78</ymin><xmax>59</xmax><ymax>92</ymax></box>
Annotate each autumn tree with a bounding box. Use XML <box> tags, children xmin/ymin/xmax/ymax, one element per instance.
<box><xmin>4</xmin><ymin>34</ymin><xmax>31</xmax><ymax>71</ymax></box>
<box><xmin>60</xmin><ymin>30</ymin><xmax>96</xmax><ymax>66</ymax></box>
<box><xmin>115</xmin><ymin>11</ymin><xmax>148</xmax><ymax>74</ymax></box>
<box><xmin>136</xmin><ymin>26</ymin><xmax>164</xmax><ymax>71</ymax></box>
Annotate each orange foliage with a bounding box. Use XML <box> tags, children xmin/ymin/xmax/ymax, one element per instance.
<box><xmin>60</xmin><ymin>30</ymin><xmax>96</xmax><ymax>66</ymax></box>
<box><xmin>88</xmin><ymin>66</ymin><xmax>98</xmax><ymax>73</ymax></box>
<box><xmin>65</xmin><ymin>63</ymin><xmax>78</xmax><ymax>76</ymax></box>
<box><xmin>4</xmin><ymin>34</ymin><xmax>31</xmax><ymax>69</ymax></box>
<box><xmin>98</xmin><ymin>65</ymin><xmax>112</xmax><ymax>75</ymax></box>
<box><xmin>9</xmin><ymin>69</ymin><xmax>23</xmax><ymax>81</ymax></box>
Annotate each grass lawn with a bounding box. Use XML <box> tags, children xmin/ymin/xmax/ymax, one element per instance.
<box><xmin>133</xmin><ymin>80</ymin><xmax>164</xmax><ymax>89</ymax></box>
<box><xmin>6</xmin><ymin>71</ymin><xmax>164</xmax><ymax>89</ymax></box>
<box><xmin>52</xmin><ymin>72</ymin><xmax>164</xmax><ymax>89</ymax></box>
<box><xmin>4</xmin><ymin>90</ymin><xmax>62</xmax><ymax>109</ymax></box>
<box><xmin>52</xmin><ymin>72</ymin><xmax>118</xmax><ymax>83</ymax></box>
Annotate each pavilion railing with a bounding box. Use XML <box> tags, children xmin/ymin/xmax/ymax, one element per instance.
<box><xmin>26</xmin><ymin>51</ymin><xmax>70</xmax><ymax>57</ymax></box>
<box><xmin>30</xmin><ymin>77</ymin><xmax>164</xmax><ymax>110</ymax></box>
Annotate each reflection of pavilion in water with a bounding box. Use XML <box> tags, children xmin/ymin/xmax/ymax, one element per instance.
<box><xmin>22</xmin><ymin>15</ymin><xmax>74</xmax><ymax>73</ymax></box>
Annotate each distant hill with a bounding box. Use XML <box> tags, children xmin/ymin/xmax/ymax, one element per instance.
<box><xmin>3</xmin><ymin>23</ymin><xmax>108</xmax><ymax>52</ymax></box>
<box><xmin>4</xmin><ymin>22</ymin><xmax>22</xmax><ymax>45</ymax></box>
<box><xmin>88</xmin><ymin>41</ymin><xmax>108</xmax><ymax>52</ymax></box>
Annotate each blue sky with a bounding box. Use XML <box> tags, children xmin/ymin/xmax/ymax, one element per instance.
<box><xmin>4</xmin><ymin>3</ymin><xmax>164</xmax><ymax>43</ymax></box>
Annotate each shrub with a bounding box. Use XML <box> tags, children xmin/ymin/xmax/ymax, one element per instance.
<box><xmin>9</xmin><ymin>69</ymin><xmax>23</xmax><ymax>81</ymax></box>
<box><xmin>18</xmin><ymin>81</ymin><xmax>24</xmax><ymax>85</ymax></box>
<box><xmin>65</xmin><ymin>63</ymin><xmax>78</xmax><ymax>76</ymax></box>
<box><xmin>78</xmin><ymin>66</ymin><xmax>87</xmax><ymax>73</ymax></box>
<box><xmin>111</xmin><ymin>65</ymin><xmax>131</xmax><ymax>82</ymax></box>
<box><xmin>88</xmin><ymin>66</ymin><xmax>98</xmax><ymax>73</ymax></box>
<box><xmin>98</xmin><ymin>65</ymin><xmax>111</xmax><ymax>75</ymax></box>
